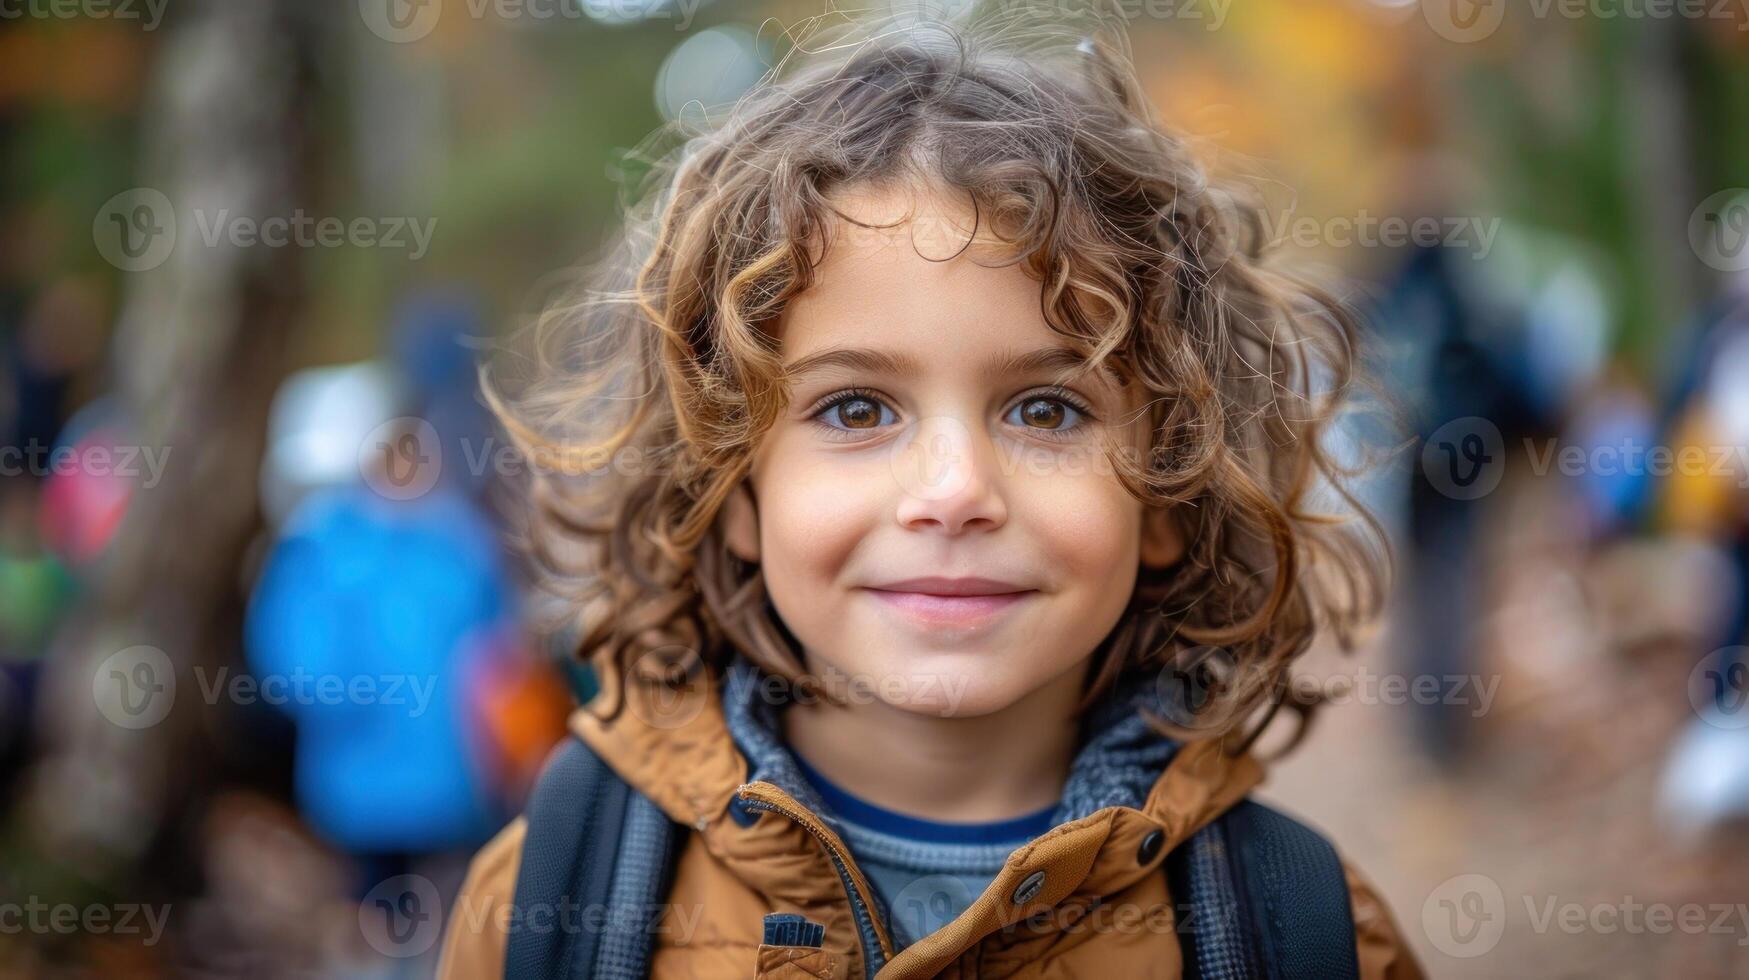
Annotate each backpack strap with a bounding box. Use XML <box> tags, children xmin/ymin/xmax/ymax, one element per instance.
<box><xmin>1167</xmin><ymin>799</ymin><xmax>1360</xmax><ymax>980</ymax></box>
<box><xmin>505</xmin><ymin>734</ymin><xmax>686</xmax><ymax>980</ymax></box>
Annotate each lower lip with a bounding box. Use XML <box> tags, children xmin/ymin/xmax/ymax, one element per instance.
<box><xmin>864</xmin><ymin>589</ymin><xmax>1035</xmax><ymax>628</ymax></box>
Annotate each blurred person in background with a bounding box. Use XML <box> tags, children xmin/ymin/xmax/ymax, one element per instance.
<box><xmin>243</xmin><ymin>292</ymin><xmax>570</xmax><ymax>970</ymax></box>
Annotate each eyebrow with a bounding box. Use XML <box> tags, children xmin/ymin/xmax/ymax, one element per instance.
<box><xmin>782</xmin><ymin>344</ymin><xmax>1125</xmax><ymax>389</ymax></box>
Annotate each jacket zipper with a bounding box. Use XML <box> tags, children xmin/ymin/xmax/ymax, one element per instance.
<box><xmin>737</xmin><ymin>790</ymin><xmax>894</xmax><ymax>978</ymax></box>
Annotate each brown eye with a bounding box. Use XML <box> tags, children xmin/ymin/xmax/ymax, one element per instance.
<box><xmin>1019</xmin><ymin>397</ymin><xmax>1067</xmax><ymax>429</ymax></box>
<box><xmin>813</xmin><ymin>391</ymin><xmax>896</xmax><ymax>436</ymax></box>
<box><xmin>836</xmin><ymin>397</ymin><xmax>882</xmax><ymax>429</ymax></box>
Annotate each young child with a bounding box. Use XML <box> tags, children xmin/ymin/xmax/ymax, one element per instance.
<box><xmin>439</xmin><ymin>9</ymin><xmax>1422</xmax><ymax>979</ymax></box>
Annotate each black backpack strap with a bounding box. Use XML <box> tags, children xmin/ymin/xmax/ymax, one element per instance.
<box><xmin>594</xmin><ymin>787</ymin><xmax>688</xmax><ymax>978</ymax></box>
<box><xmin>505</xmin><ymin>734</ymin><xmax>685</xmax><ymax>980</ymax></box>
<box><xmin>1168</xmin><ymin>799</ymin><xmax>1360</xmax><ymax>980</ymax></box>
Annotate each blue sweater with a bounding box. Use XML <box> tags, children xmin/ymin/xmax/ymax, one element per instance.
<box><xmin>789</xmin><ymin>749</ymin><xmax>1057</xmax><ymax>949</ymax></box>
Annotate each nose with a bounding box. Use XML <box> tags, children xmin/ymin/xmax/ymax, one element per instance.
<box><xmin>891</xmin><ymin>416</ymin><xmax>1008</xmax><ymax>535</ymax></box>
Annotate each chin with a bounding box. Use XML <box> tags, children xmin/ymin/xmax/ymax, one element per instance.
<box><xmin>854</xmin><ymin>648</ymin><xmax>1037</xmax><ymax>719</ymax></box>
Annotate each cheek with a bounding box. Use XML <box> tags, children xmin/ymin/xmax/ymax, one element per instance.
<box><xmin>1016</xmin><ymin>467</ymin><xmax>1143</xmax><ymax>599</ymax></box>
<box><xmin>750</xmin><ymin>439</ymin><xmax>889</xmax><ymax>592</ymax></box>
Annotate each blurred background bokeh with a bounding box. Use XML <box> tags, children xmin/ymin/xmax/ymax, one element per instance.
<box><xmin>3</xmin><ymin>0</ymin><xmax>1748</xmax><ymax>976</ymax></box>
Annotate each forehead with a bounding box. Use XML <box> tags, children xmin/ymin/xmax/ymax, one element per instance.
<box><xmin>777</xmin><ymin>184</ymin><xmax>1125</xmax><ymax>391</ymax></box>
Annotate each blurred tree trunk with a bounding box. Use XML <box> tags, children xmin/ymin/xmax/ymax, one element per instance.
<box><xmin>19</xmin><ymin>0</ymin><xmax>315</xmax><ymax>910</ymax></box>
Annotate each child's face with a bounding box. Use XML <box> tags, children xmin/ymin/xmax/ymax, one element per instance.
<box><xmin>723</xmin><ymin>183</ymin><xmax>1174</xmax><ymax>718</ymax></box>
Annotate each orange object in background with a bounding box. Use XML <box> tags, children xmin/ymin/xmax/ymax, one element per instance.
<box><xmin>1660</xmin><ymin>407</ymin><xmax>1744</xmax><ymax>537</ymax></box>
<box><xmin>464</xmin><ymin>632</ymin><xmax>576</xmax><ymax>804</ymax></box>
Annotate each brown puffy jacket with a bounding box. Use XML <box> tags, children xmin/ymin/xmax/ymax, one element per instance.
<box><xmin>438</xmin><ymin>660</ymin><xmax>1424</xmax><ymax>979</ymax></box>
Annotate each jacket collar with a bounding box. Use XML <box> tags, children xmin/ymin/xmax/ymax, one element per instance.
<box><xmin>570</xmin><ymin>649</ymin><xmax>1261</xmax><ymax>842</ymax></box>
<box><xmin>719</xmin><ymin>651</ymin><xmax>1186</xmax><ymax>839</ymax></box>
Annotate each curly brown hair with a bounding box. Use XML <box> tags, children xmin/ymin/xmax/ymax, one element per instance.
<box><xmin>486</xmin><ymin>5</ymin><xmax>1390</xmax><ymax>750</ymax></box>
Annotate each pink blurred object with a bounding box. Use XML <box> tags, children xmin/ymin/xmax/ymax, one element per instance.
<box><xmin>37</xmin><ymin>429</ymin><xmax>135</xmax><ymax>565</ymax></box>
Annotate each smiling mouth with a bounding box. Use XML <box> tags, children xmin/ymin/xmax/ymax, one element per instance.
<box><xmin>862</xmin><ymin>587</ymin><xmax>1037</xmax><ymax>628</ymax></box>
